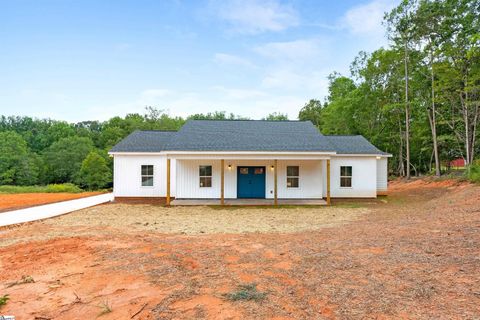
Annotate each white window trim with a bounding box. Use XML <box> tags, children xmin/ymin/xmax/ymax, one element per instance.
<box><xmin>286</xmin><ymin>165</ymin><xmax>300</xmax><ymax>189</ymax></box>
<box><xmin>141</xmin><ymin>164</ymin><xmax>154</xmax><ymax>188</ymax></box>
<box><xmin>199</xmin><ymin>165</ymin><xmax>212</xmax><ymax>188</ymax></box>
<box><xmin>340</xmin><ymin>166</ymin><xmax>352</xmax><ymax>188</ymax></box>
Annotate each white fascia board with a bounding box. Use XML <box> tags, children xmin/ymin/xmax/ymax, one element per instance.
<box><xmin>108</xmin><ymin>151</ymin><xmax>336</xmax><ymax>160</ymax></box>
<box><xmin>333</xmin><ymin>154</ymin><xmax>393</xmax><ymax>158</ymax></box>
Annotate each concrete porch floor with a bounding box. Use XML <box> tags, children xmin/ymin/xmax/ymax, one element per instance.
<box><xmin>170</xmin><ymin>198</ymin><xmax>327</xmax><ymax>206</ymax></box>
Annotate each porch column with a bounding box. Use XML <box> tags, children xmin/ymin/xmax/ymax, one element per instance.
<box><xmin>326</xmin><ymin>159</ymin><xmax>331</xmax><ymax>205</ymax></box>
<box><xmin>274</xmin><ymin>159</ymin><xmax>278</xmax><ymax>206</ymax></box>
<box><xmin>166</xmin><ymin>158</ymin><xmax>171</xmax><ymax>206</ymax></box>
<box><xmin>220</xmin><ymin>159</ymin><xmax>225</xmax><ymax>205</ymax></box>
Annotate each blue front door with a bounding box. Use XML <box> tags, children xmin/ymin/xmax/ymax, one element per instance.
<box><xmin>237</xmin><ymin>166</ymin><xmax>266</xmax><ymax>198</ymax></box>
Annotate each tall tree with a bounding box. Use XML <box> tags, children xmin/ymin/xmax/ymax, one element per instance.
<box><xmin>386</xmin><ymin>0</ymin><xmax>418</xmax><ymax>178</ymax></box>
<box><xmin>298</xmin><ymin>99</ymin><xmax>322</xmax><ymax>127</ymax></box>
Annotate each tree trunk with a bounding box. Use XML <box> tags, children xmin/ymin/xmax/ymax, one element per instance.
<box><xmin>430</xmin><ymin>60</ymin><xmax>440</xmax><ymax>176</ymax></box>
<box><xmin>404</xmin><ymin>41</ymin><xmax>411</xmax><ymax>179</ymax></box>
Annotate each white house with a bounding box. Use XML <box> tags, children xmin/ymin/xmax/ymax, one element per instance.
<box><xmin>109</xmin><ymin>120</ymin><xmax>391</xmax><ymax>205</ymax></box>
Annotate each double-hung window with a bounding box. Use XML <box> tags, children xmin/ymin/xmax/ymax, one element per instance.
<box><xmin>141</xmin><ymin>165</ymin><xmax>154</xmax><ymax>187</ymax></box>
<box><xmin>199</xmin><ymin>165</ymin><xmax>212</xmax><ymax>187</ymax></box>
<box><xmin>286</xmin><ymin>166</ymin><xmax>299</xmax><ymax>188</ymax></box>
<box><xmin>340</xmin><ymin>166</ymin><xmax>352</xmax><ymax>187</ymax></box>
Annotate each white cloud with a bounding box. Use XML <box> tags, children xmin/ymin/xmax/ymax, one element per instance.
<box><xmin>214</xmin><ymin>53</ymin><xmax>256</xmax><ymax>68</ymax></box>
<box><xmin>212</xmin><ymin>0</ymin><xmax>299</xmax><ymax>34</ymax></box>
<box><xmin>341</xmin><ymin>0</ymin><xmax>395</xmax><ymax>37</ymax></box>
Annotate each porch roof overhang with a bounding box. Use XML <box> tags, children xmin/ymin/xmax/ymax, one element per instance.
<box><xmin>108</xmin><ymin>151</ymin><xmax>335</xmax><ymax>160</ymax></box>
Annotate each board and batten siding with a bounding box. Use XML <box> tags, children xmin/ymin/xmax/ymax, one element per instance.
<box><xmin>113</xmin><ymin>155</ymin><xmax>176</xmax><ymax>197</ymax></box>
<box><xmin>175</xmin><ymin>159</ymin><xmax>323</xmax><ymax>199</ymax></box>
<box><xmin>324</xmin><ymin>156</ymin><xmax>378</xmax><ymax>198</ymax></box>
<box><xmin>376</xmin><ymin>158</ymin><xmax>388</xmax><ymax>192</ymax></box>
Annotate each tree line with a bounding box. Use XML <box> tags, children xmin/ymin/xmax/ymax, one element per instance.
<box><xmin>0</xmin><ymin>110</ymin><xmax>289</xmax><ymax>190</ymax></box>
<box><xmin>299</xmin><ymin>0</ymin><xmax>479</xmax><ymax>177</ymax></box>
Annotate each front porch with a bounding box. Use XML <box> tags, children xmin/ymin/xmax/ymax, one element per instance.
<box><xmin>170</xmin><ymin>198</ymin><xmax>327</xmax><ymax>206</ymax></box>
<box><xmin>165</xmin><ymin>154</ymin><xmax>333</xmax><ymax>206</ymax></box>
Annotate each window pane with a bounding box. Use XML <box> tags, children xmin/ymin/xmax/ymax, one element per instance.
<box><xmin>200</xmin><ymin>177</ymin><xmax>212</xmax><ymax>187</ymax></box>
<box><xmin>205</xmin><ymin>165</ymin><xmax>212</xmax><ymax>176</ymax></box>
<box><xmin>200</xmin><ymin>165</ymin><xmax>212</xmax><ymax>177</ymax></box>
<box><xmin>287</xmin><ymin>177</ymin><xmax>299</xmax><ymax>188</ymax></box>
<box><xmin>287</xmin><ymin>166</ymin><xmax>299</xmax><ymax>177</ymax></box>
<box><xmin>142</xmin><ymin>165</ymin><xmax>148</xmax><ymax>175</ymax></box>
<box><xmin>240</xmin><ymin>168</ymin><xmax>249</xmax><ymax>174</ymax></box>
<box><xmin>340</xmin><ymin>177</ymin><xmax>352</xmax><ymax>187</ymax></box>
<box><xmin>254</xmin><ymin>168</ymin><xmax>264</xmax><ymax>174</ymax></box>
<box><xmin>142</xmin><ymin>176</ymin><xmax>153</xmax><ymax>186</ymax></box>
<box><xmin>341</xmin><ymin>166</ymin><xmax>352</xmax><ymax>177</ymax></box>
<box><xmin>147</xmin><ymin>165</ymin><xmax>153</xmax><ymax>175</ymax></box>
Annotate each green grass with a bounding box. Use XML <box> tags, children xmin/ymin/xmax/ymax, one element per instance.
<box><xmin>223</xmin><ymin>283</ymin><xmax>267</xmax><ymax>302</ymax></box>
<box><xmin>0</xmin><ymin>294</ymin><xmax>9</xmax><ymax>307</ymax></box>
<box><xmin>0</xmin><ymin>183</ymin><xmax>83</xmax><ymax>194</ymax></box>
<box><xmin>466</xmin><ymin>163</ymin><xmax>480</xmax><ymax>183</ymax></box>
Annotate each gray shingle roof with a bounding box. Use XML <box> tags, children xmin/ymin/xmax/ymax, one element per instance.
<box><xmin>109</xmin><ymin>130</ymin><xmax>176</xmax><ymax>152</ymax></box>
<box><xmin>166</xmin><ymin>120</ymin><xmax>335</xmax><ymax>152</ymax></box>
<box><xmin>325</xmin><ymin>135</ymin><xmax>390</xmax><ymax>155</ymax></box>
<box><xmin>109</xmin><ymin>120</ymin><xmax>389</xmax><ymax>155</ymax></box>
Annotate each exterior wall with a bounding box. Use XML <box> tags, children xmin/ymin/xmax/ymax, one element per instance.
<box><xmin>327</xmin><ymin>156</ymin><xmax>378</xmax><ymax>198</ymax></box>
<box><xmin>376</xmin><ymin>158</ymin><xmax>388</xmax><ymax>192</ymax></box>
<box><xmin>113</xmin><ymin>155</ymin><xmax>176</xmax><ymax>197</ymax></box>
<box><xmin>175</xmin><ymin>159</ymin><xmax>323</xmax><ymax>199</ymax></box>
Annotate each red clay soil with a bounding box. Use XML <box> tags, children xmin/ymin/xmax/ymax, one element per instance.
<box><xmin>0</xmin><ymin>192</ymin><xmax>101</xmax><ymax>212</ymax></box>
<box><xmin>0</xmin><ymin>179</ymin><xmax>479</xmax><ymax>319</ymax></box>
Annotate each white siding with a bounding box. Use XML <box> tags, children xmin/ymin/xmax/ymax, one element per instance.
<box><xmin>376</xmin><ymin>158</ymin><xmax>388</xmax><ymax>192</ymax></box>
<box><xmin>113</xmin><ymin>155</ymin><xmax>176</xmax><ymax>197</ymax></box>
<box><xmin>175</xmin><ymin>159</ymin><xmax>323</xmax><ymax>199</ymax></box>
<box><xmin>327</xmin><ymin>156</ymin><xmax>377</xmax><ymax>198</ymax></box>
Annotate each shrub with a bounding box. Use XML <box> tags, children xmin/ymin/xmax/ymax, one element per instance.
<box><xmin>0</xmin><ymin>183</ymin><xmax>83</xmax><ymax>194</ymax></box>
<box><xmin>0</xmin><ymin>294</ymin><xmax>9</xmax><ymax>306</ymax></box>
<box><xmin>223</xmin><ymin>283</ymin><xmax>266</xmax><ymax>302</ymax></box>
<box><xmin>466</xmin><ymin>162</ymin><xmax>480</xmax><ymax>183</ymax></box>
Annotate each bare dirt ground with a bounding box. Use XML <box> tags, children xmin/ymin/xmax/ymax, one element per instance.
<box><xmin>0</xmin><ymin>178</ymin><xmax>479</xmax><ymax>319</ymax></box>
<box><xmin>0</xmin><ymin>192</ymin><xmax>101</xmax><ymax>212</ymax></box>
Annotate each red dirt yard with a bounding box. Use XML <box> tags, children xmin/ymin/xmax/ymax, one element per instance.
<box><xmin>0</xmin><ymin>192</ymin><xmax>101</xmax><ymax>212</ymax></box>
<box><xmin>0</xmin><ymin>178</ymin><xmax>479</xmax><ymax>319</ymax></box>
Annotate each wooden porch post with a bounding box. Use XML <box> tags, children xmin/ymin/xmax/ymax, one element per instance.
<box><xmin>274</xmin><ymin>159</ymin><xmax>278</xmax><ymax>206</ymax></box>
<box><xmin>326</xmin><ymin>159</ymin><xmax>331</xmax><ymax>205</ymax></box>
<box><xmin>220</xmin><ymin>159</ymin><xmax>225</xmax><ymax>205</ymax></box>
<box><xmin>166</xmin><ymin>158</ymin><xmax>171</xmax><ymax>206</ymax></box>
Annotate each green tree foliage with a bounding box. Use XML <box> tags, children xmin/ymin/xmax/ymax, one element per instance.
<box><xmin>263</xmin><ymin>112</ymin><xmax>289</xmax><ymax>121</ymax></box>
<box><xmin>43</xmin><ymin>136</ymin><xmax>94</xmax><ymax>184</ymax></box>
<box><xmin>0</xmin><ymin>131</ymin><xmax>40</xmax><ymax>185</ymax></box>
<box><xmin>79</xmin><ymin>151</ymin><xmax>112</xmax><ymax>190</ymax></box>
<box><xmin>306</xmin><ymin>0</ymin><xmax>479</xmax><ymax>176</ymax></box>
<box><xmin>298</xmin><ymin>99</ymin><xmax>322</xmax><ymax>127</ymax></box>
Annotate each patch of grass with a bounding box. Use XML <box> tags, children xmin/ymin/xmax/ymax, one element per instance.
<box><xmin>0</xmin><ymin>183</ymin><xmax>83</xmax><ymax>194</ymax></box>
<box><xmin>223</xmin><ymin>283</ymin><xmax>267</xmax><ymax>302</ymax></box>
<box><xmin>466</xmin><ymin>163</ymin><xmax>480</xmax><ymax>183</ymax></box>
<box><xmin>334</xmin><ymin>203</ymin><xmax>366</xmax><ymax>208</ymax></box>
<box><xmin>0</xmin><ymin>294</ymin><xmax>9</xmax><ymax>306</ymax></box>
<box><xmin>98</xmin><ymin>300</ymin><xmax>112</xmax><ymax>316</ymax></box>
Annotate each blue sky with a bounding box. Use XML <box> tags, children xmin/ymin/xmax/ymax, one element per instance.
<box><xmin>0</xmin><ymin>0</ymin><xmax>397</xmax><ymax>122</ymax></box>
